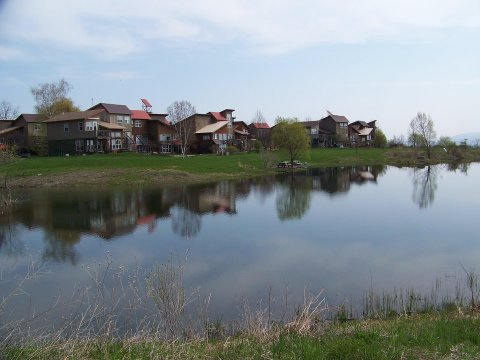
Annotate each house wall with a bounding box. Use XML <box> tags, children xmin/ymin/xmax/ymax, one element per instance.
<box><xmin>320</xmin><ymin>116</ymin><xmax>348</xmax><ymax>145</ymax></box>
<box><xmin>27</xmin><ymin>122</ymin><xmax>48</xmax><ymax>155</ymax></box>
<box><xmin>47</xmin><ymin>121</ymin><xmax>97</xmax><ymax>141</ymax></box>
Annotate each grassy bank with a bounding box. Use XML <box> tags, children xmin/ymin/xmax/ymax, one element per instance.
<box><xmin>1</xmin><ymin>147</ymin><xmax>479</xmax><ymax>187</ymax></box>
<box><xmin>3</xmin><ymin>311</ymin><xmax>480</xmax><ymax>359</ymax></box>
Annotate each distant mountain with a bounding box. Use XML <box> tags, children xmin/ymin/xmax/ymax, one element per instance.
<box><xmin>451</xmin><ymin>133</ymin><xmax>480</xmax><ymax>145</ymax></box>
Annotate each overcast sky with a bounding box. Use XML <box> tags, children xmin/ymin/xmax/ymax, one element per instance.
<box><xmin>1</xmin><ymin>0</ymin><xmax>479</xmax><ymax>137</ymax></box>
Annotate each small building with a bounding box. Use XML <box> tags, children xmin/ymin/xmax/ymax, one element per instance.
<box><xmin>300</xmin><ymin>120</ymin><xmax>320</xmax><ymax>147</ymax></box>
<box><xmin>89</xmin><ymin>103</ymin><xmax>133</xmax><ymax>150</ymax></box>
<box><xmin>0</xmin><ymin>114</ymin><xmax>47</xmax><ymax>154</ymax></box>
<box><xmin>248</xmin><ymin>122</ymin><xmax>271</xmax><ymax>149</ymax></box>
<box><xmin>131</xmin><ymin>110</ymin><xmax>152</xmax><ymax>152</ymax></box>
<box><xmin>147</xmin><ymin>114</ymin><xmax>177</xmax><ymax>154</ymax></box>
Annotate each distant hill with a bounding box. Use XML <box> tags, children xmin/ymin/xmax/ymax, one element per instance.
<box><xmin>451</xmin><ymin>133</ymin><xmax>480</xmax><ymax>145</ymax></box>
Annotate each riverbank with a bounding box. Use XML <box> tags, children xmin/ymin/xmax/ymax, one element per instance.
<box><xmin>1</xmin><ymin>147</ymin><xmax>479</xmax><ymax>188</ymax></box>
<box><xmin>3</xmin><ymin>310</ymin><xmax>479</xmax><ymax>359</ymax></box>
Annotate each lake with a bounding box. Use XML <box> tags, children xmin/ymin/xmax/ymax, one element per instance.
<box><xmin>1</xmin><ymin>163</ymin><xmax>479</xmax><ymax>333</ymax></box>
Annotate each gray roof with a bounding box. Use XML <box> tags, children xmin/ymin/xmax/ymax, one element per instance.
<box><xmin>90</xmin><ymin>103</ymin><xmax>131</xmax><ymax>115</ymax></box>
<box><xmin>327</xmin><ymin>114</ymin><xmax>349</xmax><ymax>123</ymax></box>
<box><xmin>17</xmin><ymin>114</ymin><xmax>40</xmax><ymax>123</ymax></box>
<box><xmin>44</xmin><ymin>109</ymin><xmax>104</xmax><ymax>122</ymax></box>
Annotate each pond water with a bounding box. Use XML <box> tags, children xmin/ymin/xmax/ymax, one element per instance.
<box><xmin>1</xmin><ymin>163</ymin><xmax>479</xmax><ymax>330</ymax></box>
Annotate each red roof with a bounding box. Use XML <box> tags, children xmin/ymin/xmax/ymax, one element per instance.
<box><xmin>131</xmin><ymin>110</ymin><xmax>151</xmax><ymax>120</ymax></box>
<box><xmin>209</xmin><ymin>112</ymin><xmax>227</xmax><ymax>121</ymax></box>
<box><xmin>251</xmin><ymin>122</ymin><xmax>270</xmax><ymax>129</ymax></box>
<box><xmin>141</xmin><ymin>98</ymin><xmax>152</xmax><ymax>107</ymax></box>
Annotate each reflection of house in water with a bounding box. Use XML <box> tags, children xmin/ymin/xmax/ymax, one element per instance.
<box><xmin>349</xmin><ymin>166</ymin><xmax>378</xmax><ymax>184</ymax></box>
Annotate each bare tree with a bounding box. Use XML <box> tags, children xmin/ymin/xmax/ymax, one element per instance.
<box><xmin>167</xmin><ymin>100</ymin><xmax>196</xmax><ymax>157</ymax></box>
<box><xmin>409</xmin><ymin>112</ymin><xmax>436</xmax><ymax>159</ymax></box>
<box><xmin>0</xmin><ymin>101</ymin><xmax>19</xmax><ymax>120</ymax></box>
<box><xmin>251</xmin><ymin>109</ymin><xmax>266</xmax><ymax>124</ymax></box>
<box><xmin>31</xmin><ymin>78</ymin><xmax>79</xmax><ymax>119</ymax></box>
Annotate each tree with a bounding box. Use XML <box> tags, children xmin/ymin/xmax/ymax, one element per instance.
<box><xmin>272</xmin><ymin>117</ymin><xmax>311</xmax><ymax>164</ymax></box>
<box><xmin>251</xmin><ymin>109</ymin><xmax>266</xmax><ymax>124</ymax></box>
<box><xmin>409</xmin><ymin>112</ymin><xmax>436</xmax><ymax>159</ymax></box>
<box><xmin>166</xmin><ymin>100</ymin><xmax>196</xmax><ymax>157</ymax></box>
<box><xmin>0</xmin><ymin>101</ymin><xmax>19</xmax><ymax>120</ymax></box>
<box><xmin>31</xmin><ymin>78</ymin><xmax>80</xmax><ymax>119</ymax></box>
<box><xmin>373</xmin><ymin>128</ymin><xmax>387</xmax><ymax>148</ymax></box>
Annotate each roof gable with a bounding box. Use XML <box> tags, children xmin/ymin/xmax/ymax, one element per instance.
<box><xmin>209</xmin><ymin>112</ymin><xmax>227</xmax><ymax>121</ymax></box>
<box><xmin>195</xmin><ymin>122</ymin><xmax>228</xmax><ymax>134</ymax></box>
<box><xmin>90</xmin><ymin>103</ymin><xmax>131</xmax><ymax>115</ymax></box>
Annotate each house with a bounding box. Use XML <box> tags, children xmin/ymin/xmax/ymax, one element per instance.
<box><xmin>348</xmin><ymin>120</ymin><xmax>376</xmax><ymax>146</ymax></box>
<box><xmin>248</xmin><ymin>122</ymin><xmax>271</xmax><ymax>149</ymax></box>
<box><xmin>88</xmin><ymin>103</ymin><xmax>133</xmax><ymax>150</ymax></box>
<box><xmin>0</xmin><ymin>114</ymin><xmax>47</xmax><ymax>154</ymax></box>
<box><xmin>300</xmin><ymin>120</ymin><xmax>320</xmax><ymax>147</ymax></box>
<box><xmin>175</xmin><ymin>109</ymin><xmax>236</xmax><ymax>154</ymax></box>
<box><xmin>147</xmin><ymin>113</ymin><xmax>177</xmax><ymax>154</ymax></box>
<box><xmin>43</xmin><ymin>109</ymin><xmax>128</xmax><ymax>155</ymax></box>
<box><xmin>131</xmin><ymin>110</ymin><xmax>152</xmax><ymax>152</ymax></box>
<box><xmin>233</xmin><ymin>121</ymin><xmax>250</xmax><ymax>151</ymax></box>
<box><xmin>318</xmin><ymin>112</ymin><xmax>349</xmax><ymax>147</ymax></box>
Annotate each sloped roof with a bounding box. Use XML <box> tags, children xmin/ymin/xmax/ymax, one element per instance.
<box><xmin>16</xmin><ymin>114</ymin><xmax>40</xmax><ymax>123</ymax></box>
<box><xmin>98</xmin><ymin>121</ymin><xmax>126</xmax><ymax>130</ymax></box>
<box><xmin>300</xmin><ymin>120</ymin><xmax>319</xmax><ymax>127</ymax></box>
<box><xmin>90</xmin><ymin>103</ymin><xmax>131</xmax><ymax>115</ymax></box>
<box><xmin>43</xmin><ymin>109</ymin><xmax>103</xmax><ymax>123</ymax></box>
<box><xmin>131</xmin><ymin>110</ymin><xmax>151</xmax><ymax>120</ymax></box>
<box><xmin>326</xmin><ymin>114</ymin><xmax>349</xmax><ymax>123</ymax></box>
<box><xmin>351</xmin><ymin>127</ymin><xmax>373</xmax><ymax>136</ymax></box>
<box><xmin>209</xmin><ymin>112</ymin><xmax>227</xmax><ymax>121</ymax></box>
<box><xmin>141</xmin><ymin>98</ymin><xmax>152</xmax><ymax>107</ymax></box>
<box><xmin>43</xmin><ymin>109</ymin><xmax>104</xmax><ymax>122</ymax></box>
<box><xmin>195</xmin><ymin>122</ymin><xmax>228</xmax><ymax>134</ymax></box>
<box><xmin>250</xmin><ymin>122</ymin><xmax>270</xmax><ymax>129</ymax></box>
<box><xmin>0</xmin><ymin>126</ymin><xmax>23</xmax><ymax>136</ymax></box>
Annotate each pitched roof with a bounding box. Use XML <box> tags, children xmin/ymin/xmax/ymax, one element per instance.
<box><xmin>325</xmin><ymin>114</ymin><xmax>349</xmax><ymax>123</ymax></box>
<box><xmin>250</xmin><ymin>122</ymin><xmax>270</xmax><ymax>129</ymax></box>
<box><xmin>300</xmin><ymin>120</ymin><xmax>319</xmax><ymax>127</ymax></box>
<box><xmin>98</xmin><ymin>121</ymin><xmax>126</xmax><ymax>130</ymax></box>
<box><xmin>195</xmin><ymin>122</ymin><xmax>228</xmax><ymax>134</ymax></box>
<box><xmin>131</xmin><ymin>110</ymin><xmax>151</xmax><ymax>120</ymax></box>
<box><xmin>16</xmin><ymin>114</ymin><xmax>40</xmax><ymax>123</ymax></box>
<box><xmin>43</xmin><ymin>109</ymin><xmax>104</xmax><ymax>123</ymax></box>
<box><xmin>141</xmin><ymin>98</ymin><xmax>152</xmax><ymax>107</ymax></box>
<box><xmin>209</xmin><ymin>112</ymin><xmax>227</xmax><ymax>121</ymax></box>
<box><xmin>0</xmin><ymin>126</ymin><xmax>23</xmax><ymax>136</ymax></box>
<box><xmin>90</xmin><ymin>103</ymin><xmax>131</xmax><ymax>115</ymax></box>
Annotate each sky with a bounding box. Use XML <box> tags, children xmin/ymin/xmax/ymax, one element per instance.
<box><xmin>1</xmin><ymin>0</ymin><xmax>480</xmax><ymax>138</ymax></box>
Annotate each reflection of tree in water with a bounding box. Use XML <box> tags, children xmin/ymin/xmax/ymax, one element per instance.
<box><xmin>411</xmin><ymin>166</ymin><xmax>439</xmax><ymax>209</ymax></box>
<box><xmin>276</xmin><ymin>175</ymin><xmax>311</xmax><ymax>221</ymax></box>
<box><xmin>0</xmin><ymin>216</ymin><xmax>25</xmax><ymax>258</ymax></box>
<box><xmin>446</xmin><ymin>161</ymin><xmax>470</xmax><ymax>174</ymax></box>
<box><xmin>42</xmin><ymin>230</ymin><xmax>80</xmax><ymax>265</ymax></box>
<box><xmin>171</xmin><ymin>206</ymin><xmax>201</xmax><ymax>240</ymax></box>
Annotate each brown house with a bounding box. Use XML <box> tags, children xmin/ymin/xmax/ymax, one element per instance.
<box><xmin>348</xmin><ymin>120</ymin><xmax>376</xmax><ymax>146</ymax></box>
<box><xmin>44</xmin><ymin>109</ymin><xmax>128</xmax><ymax>155</ymax></box>
<box><xmin>233</xmin><ymin>121</ymin><xmax>250</xmax><ymax>151</ymax></box>
<box><xmin>147</xmin><ymin>114</ymin><xmax>177</xmax><ymax>154</ymax></box>
<box><xmin>248</xmin><ymin>122</ymin><xmax>271</xmax><ymax>149</ymax></box>
<box><xmin>318</xmin><ymin>112</ymin><xmax>349</xmax><ymax>147</ymax></box>
<box><xmin>89</xmin><ymin>103</ymin><xmax>133</xmax><ymax>150</ymax></box>
<box><xmin>176</xmin><ymin>109</ymin><xmax>236</xmax><ymax>154</ymax></box>
<box><xmin>131</xmin><ymin>110</ymin><xmax>152</xmax><ymax>152</ymax></box>
<box><xmin>0</xmin><ymin>114</ymin><xmax>47</xmax><ymax>154</ymax></box>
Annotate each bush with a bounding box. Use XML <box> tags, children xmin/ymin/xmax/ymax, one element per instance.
<box><xmin>226</xmin><ymin>145</ymin><xmax>239</xmax><ymax>154</ymax></box>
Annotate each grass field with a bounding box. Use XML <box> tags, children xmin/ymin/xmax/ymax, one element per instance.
<box><xmin>1</xmin><ymin>147</ymin><xmax>479</xmax><ymax>187</ymax></box>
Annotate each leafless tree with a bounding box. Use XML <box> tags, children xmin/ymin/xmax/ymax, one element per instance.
<box><xmin>251</xmin><ymin>109</ymin><xmax>266</xmax><ymax>124</ymax></box>
<box><xmin>167</xmin><ymin>100</ymin><xmax>196</xmax><ymax>157</ymax></box>
<box><xmin>0</xmin><ymin>101</ymin><xmax>19</xmax><ymax>120</ymax></box>
<box><xmin>30</xmin><ymin>78</ymin><xmax>79</xmax><ymax>119</ymax></box>
<box><xmin>409</xmin><ymin>112</ymin><xmax>436</xmax><ymax>158</ymax></box>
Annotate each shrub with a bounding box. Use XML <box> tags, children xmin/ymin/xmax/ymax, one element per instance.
<box><xmin>226</xmin><ymin>145</ymin><xmax>239</xmax><ymax>154</ymax></box>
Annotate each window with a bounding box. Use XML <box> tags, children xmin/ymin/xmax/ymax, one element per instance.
<box><xmin>159</xmin><ymin>134</ymin><xmax>171</xmax><ymax>142</ymax></box>
<box><xmin>161</xmin><ymin>144</ymin><xmax>172</xmax><ymax>153</ymax></box>
<box><xmin>112</xmin><ymin>139</ymin><xmax>122</xmax><ymax>150</ymax></box>
<box><xmin>86</xmin><ymin>140</ymin><xmax>95</xmax><ymax>152</ymax></box>
<box><xmin>116</xmin><ymin>115</ymin><xmax>123</xmax><ymax>124</ymax></box>
<box><xmin>203</xmin><ymin>135</ymin><xmax>210</xmax><ymax>140</ymax></box>
<box><xmin>34</xmin><ymin>123</ymin><xmax>41</xmax><ymax>131</ymax></box>
<box><xmin>124</xmin><ymin>115</ymin><xmax>131</xmax><ymax>125</ymax></box>
<box><xmin>86</xmin><ymin>121</ymin><xmax>97</xmax><ymax>131</ymax></box>
<box><xmin>78</xmin><ymin>121</ymin><xmax>84</xmax><ymax>131</ymax></box>
<box><xmin>75</xmin><ymin>140</ymin><xmax>84</xmax><ymax>152</ymax></box>
<box><xmin>135</xmin><ymin>120</ymin><xmax>142</xmax><ymax>128</ymax></box>
<box><xmin>339</xmin><ymin>123</ymin><xmax>347</xmax><ymax>129</ymax></box>
<box><xmin>64</xmin><ymin>123</ymin><xmax>69</xmax><ymax>132</ymax></box>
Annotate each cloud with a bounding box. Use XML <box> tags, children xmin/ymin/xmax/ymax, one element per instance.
<box><xmin>1</xmin><ymin>0</ymin><xmax>480</xmax><ymax>58</ymax></box>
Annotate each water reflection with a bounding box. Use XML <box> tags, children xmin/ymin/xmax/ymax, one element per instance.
<box><xmin>411</xmin><ymin>166</ymin><xmax>439</xmax><ymax>209</ymax></box>
<box><xmin>2</xmin><ymin>164</ymin><xmax>455</xmax><ymax>261</ymax></box>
